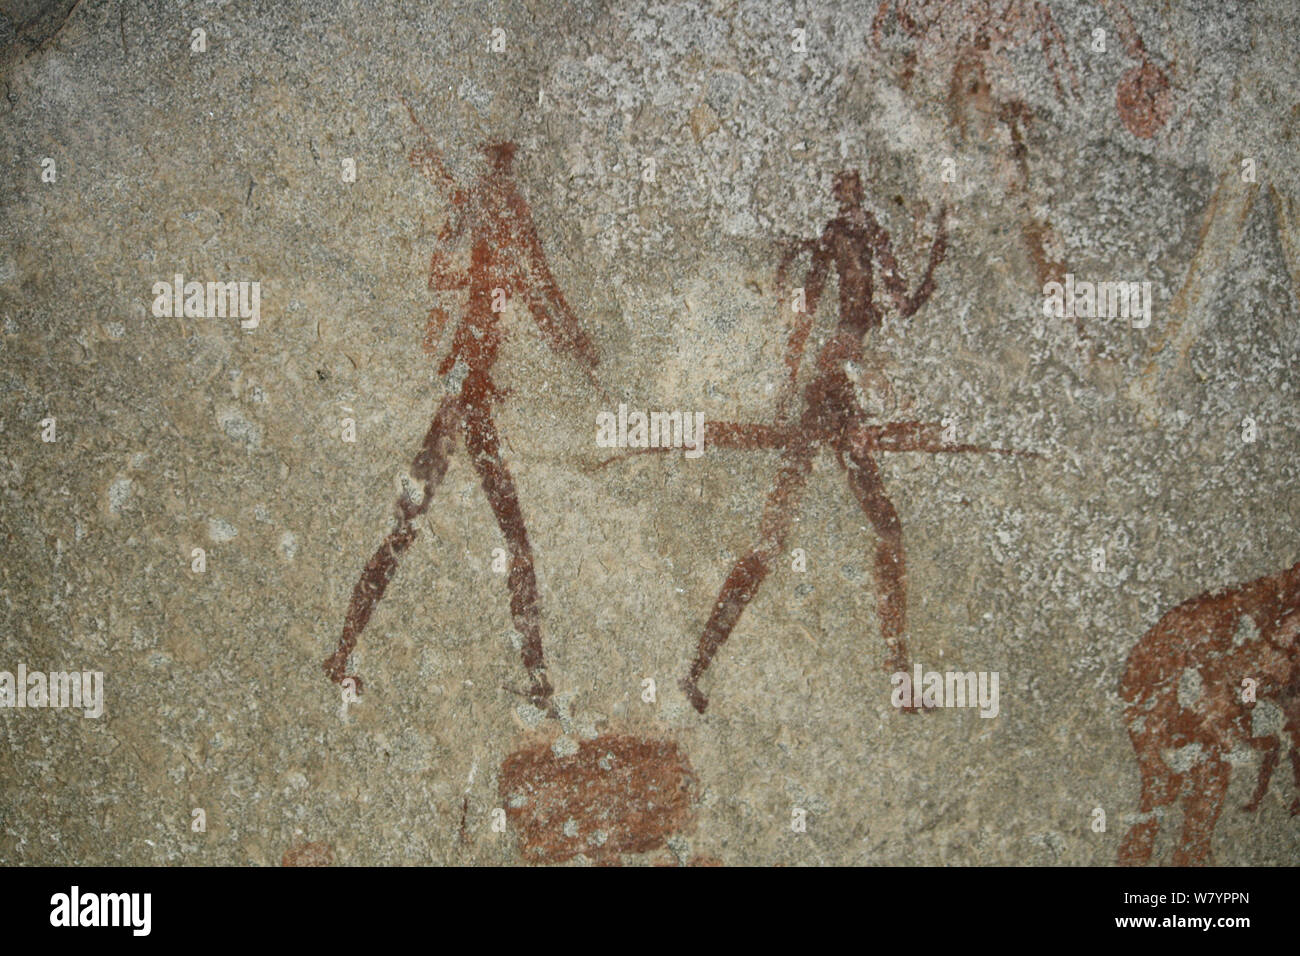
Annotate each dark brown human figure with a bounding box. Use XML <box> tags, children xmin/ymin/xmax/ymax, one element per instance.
<box><xmin>323</xmin><ymin>102</ymin><xmax>601</xmax><ymax>713</ymax></box>
<box><xmin>678</xmin><ymin>171</ymin><xmax>950</xmax><ymax>713</ymax></box>
<box><xmin>1118</xmin><ymin>561</ymin><xmax>1300</xmax><ymax>866</ymax></box>
<box><xmin>592</xmin><ymin>172</ymin><xmax>1032</xmax><ymax>713</ymax></box>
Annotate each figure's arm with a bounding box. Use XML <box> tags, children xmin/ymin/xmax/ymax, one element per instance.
<box><xmin>402</xmin><ymin>95</ymin><xmax>460</xmax><ymax>194</ymax></box>
<box><xmin>511</xmin><ymin>194</ymin><xmax>602</xmax><ymax>385</ymax></box>
<box><xmin>772</xmin><ymin>232</ymin><xmax>831</xmax><ymax>418</ymax></box>
<box><xmin>780</xmin><ymin>235</ymin><xmax>833</xmax><ymax>364</ymax></box>
<box><xmin>409</xmin><ymin>142</ymin><xmax>459</xmax><ymax>194</ymax></box>
<box><xmin>801</xmin><ymin>231</ymin><xmax>834</xmax><ymax>318</ymax></box>
<box><xmin>871</xmin><ymin>206</ymin><xmax>947</xmax><ymax>319</ymax></box>
<box><xmin>399</xmin><ymin>98</ymin><xmax>471</xmax><ymax>291</ymax></box>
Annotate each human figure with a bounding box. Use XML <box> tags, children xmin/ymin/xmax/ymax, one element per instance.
<box><xmin>678</xmin><ymin>170</ymin><xmax>950</xmax><ymax>712</ymax></box>
<box><xmin>324</xmin><ymin>102</ymin><xmax>602</xmax><ymax>713</ymax></box>
<box><xmin>595</xmin><ymin>171</ymin><xmax>1031</xmax><ymax>713</ymax></box>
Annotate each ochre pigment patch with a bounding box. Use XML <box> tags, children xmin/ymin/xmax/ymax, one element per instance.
<box><xmin>281</xmin><ymin>841</ymin><xmax>335</xmax><ymax>867</ymax></box>
<box><xmin>1116</xmin><ymin>61</ymin><xmax>1171</xmax><ymax>139</ymax></box>
<box><xmin>499</xmin><ymin>734</ymin><xmax>696</xmax><ymax>863</ymax></box>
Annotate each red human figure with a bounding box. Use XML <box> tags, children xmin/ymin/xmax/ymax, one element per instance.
<box><xmin>324</xmin><ymin>101</ymin><xmax>601</xmax><ymax>713</ymax></box>
<box><xmin>595</xmin><ymin>172</ymin><xmax>1034</xmax><ymax>714</ymax></box>
<box><xmin>591</xmin><ymin>171</ymin><xmax>1036</xmax><ymax>713</ymax></box>
<box><xmin>1119</xmin><ymin>561</ymin><xmax>1300</xmax><ymax>866</ymax></box>
<box><xmin>596</xmin><ymin>170</ymin><xmax>1032</xmax><ymax>714</ymax></box>
<box><xmin>870</xmin><ymin>0</ymin><xmax>1078</xmax><ymax>107</ymax></box>
<box><xmin>871</xmin><ymin>1</ymin><xmax>1078</xmax><ymax>326</ymax></box>
<box><xmin>679</xmin><ymin>170</ymin><xmax>949</xmax><ymax>713</ymax></box>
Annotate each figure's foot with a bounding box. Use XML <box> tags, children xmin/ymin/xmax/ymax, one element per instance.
<box><xmin>681</xmin><ymin>677</ymin><xmax>709</xmax><ymax>714</ymax></box>
<box><xmin>324</xmin><ymin>657</ymin><xmax>363</xmax><ymax>694</ymax></box>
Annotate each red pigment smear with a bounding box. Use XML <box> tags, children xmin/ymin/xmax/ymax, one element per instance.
<box><xmin>1116</xmin><ymin>61</ymin><xmax>1171</xmax><ymax>139</ymax></box>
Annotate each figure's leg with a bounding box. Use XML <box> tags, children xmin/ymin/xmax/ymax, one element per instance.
<box><xmin>843</xmin><ymin>445</ymin><xmax>909</xmax><ymax>675</ymax></box>
<box><xmin>1172</xmin><ymin>757</ymin><xmax>1230</xmax><ymax>866</ymax></box>
<box><xmin>462</xmin><ymin>405</ymin><xmax>552</xmax><ymax>710</ymax></box>
<box><xmin>1118</xmin><ymin>724</ymin><xmax>1182</xmax><ymax>865</ymax></box>
<box><xmin>682</xmin><ymin>446</ymin><xmax>815</xmax><ymax>713</ymax></box>
<box><xmin>325</xmin><ymin>396</ymin><xmax>465</xmax><ymax>688</ymax></box>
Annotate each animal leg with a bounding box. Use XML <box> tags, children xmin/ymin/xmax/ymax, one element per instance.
<box><xmin>1289</xmin><ymin>746</ymin><xmax>1300</xmax><ymax>816</ymax></box>
<box><xmin>1118</xmin><ymin>724</ymin><xmax>1182</xmax><ymax>866</ymax></box>
<box><xmin>1243</xmin><ymin>734</ymin><xmax>1280</xmax><ymax>812</ymax></box>
<box><xmin>1172</xmin><ymin>757</ymin><xmax>1230</xmax><ymax>866</ymax></box>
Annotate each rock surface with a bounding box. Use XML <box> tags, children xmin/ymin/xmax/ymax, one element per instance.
<box><xmin>0</xmin><ymin>0</ymin><xmax>1296</xmax><ymax>865</ymax></box>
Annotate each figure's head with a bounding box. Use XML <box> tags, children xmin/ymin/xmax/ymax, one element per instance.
<box><xmin>832</xmin><ymin>169</ymin><xmax>864</xmax><ymax>211</ymax></box>
<box><xmin>483</xmin><ymin>141</ymin><xmax>517</xmax><ymax>173</ymax></box>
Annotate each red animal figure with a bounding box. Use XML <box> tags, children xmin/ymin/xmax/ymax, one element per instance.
<box><xmin>323</xmin><ymin>100</ymin><xmax>602</xmax><ymax>714</ymax></box>
<box><xmin>602</xmin><ymin>171</ymin><xmax>1034</xmax><ymax>713</ymax></box>
<box><xmin>1119</xmin><ymin>561</ymin><xmax>1300</xmax><ymax>866</ymax></box>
